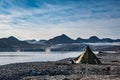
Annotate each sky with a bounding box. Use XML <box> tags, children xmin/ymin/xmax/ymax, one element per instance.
<box><xmin>0</xmin><ymin>0</ymin><xmax>120</xmax><ymax>40</ymax></box>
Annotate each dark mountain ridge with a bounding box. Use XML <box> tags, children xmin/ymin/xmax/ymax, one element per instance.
<box><xmin>46</xmin><ymin>34</ymin><xmax>120</xmax><ymax>44</ymax></box>
<box><xmin>46</xmin><ymin>34</ymin><xmax>74</xmax><ymax>44</ymax></box>
<box><xmin>1</xmin><ymin>35</ymin><xmax>120</xmax><ymax>45</ymax></box>
<box><xmin>0</xmin><ymin>36</ymin><xmax>44</xmax><ymax>51</ymax></box>
<box><xmin>0</xmin><ymin>35</ymin><xmax>120</xmax><ymax>51</ymax></box>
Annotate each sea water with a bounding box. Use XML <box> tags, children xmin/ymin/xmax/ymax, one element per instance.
<box><xmin>0</xmin><ymin>51</ymin><xmax>98</xmax><ymax>65</ymax></box>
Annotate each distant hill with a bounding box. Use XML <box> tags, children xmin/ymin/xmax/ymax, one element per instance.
<box><xmin>76</xmin><ymin>36</ymin><xmax>120</xmax><ymax>43</ymax></box>
<box><xmin>46</xmin><ymin>34</ymin><xmax>74</xmax><ymax>44</ymax></box>
<box><xmin>88</xmin><ymin>36</ymin><xmax>101</xmax><ymax>42</ymax></box>
<box><xmin>0</xmin><ymin>36</ymin><xmax>28</xmax><ymax>47</ymax></box>
<box><xmin>7</xmin><ymin>36</ymin><xmax>19</xmax><ymax>42</ymax></box>
<box><xmin>0</xmin><ymin>36</ymin><xmax>44</xmax><ymax>51</ymax></box>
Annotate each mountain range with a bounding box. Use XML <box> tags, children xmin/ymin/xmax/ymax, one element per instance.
<box><xmin>0</xmin><ymin>34</ymin><xmax>120</xmax><ymax>51</ymax></box>
<box><xmin>45</xmin><ymin>34</ymin><xmax>120</xmax><ymax>44</ymax></box>
<box><xmin>24</xmin><ymin>34</ymin><xmax>120</xmax><ymax>45</ymax></box>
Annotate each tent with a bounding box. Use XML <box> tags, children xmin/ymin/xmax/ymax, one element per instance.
<box><xmin>74</xmin><ymin>46</ymin><xmax>101</xmax><ymax>64</ymax></box>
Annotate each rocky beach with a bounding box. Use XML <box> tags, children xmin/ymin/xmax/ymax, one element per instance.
<box><xmin>0</xmin><ymin>52</ymin><xmax>120</xmax><ymax>80</ymax></box>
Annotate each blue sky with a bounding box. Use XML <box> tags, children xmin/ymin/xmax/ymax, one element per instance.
<box><xmin>0</xmin><ymin>0</ymin><xmax>120</xmax><ymax>40</ymax></box>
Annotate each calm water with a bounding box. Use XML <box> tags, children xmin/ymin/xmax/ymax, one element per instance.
<box><xmin>0</xmin><ymin>51</ymin><xmax>98</xmax><ymax>65</ymax></box>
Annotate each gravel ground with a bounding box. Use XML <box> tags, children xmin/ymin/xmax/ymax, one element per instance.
<box><xmin>0</xmin><ymin>53</ymin><xmax>120</xmax><ymax>80</ymax></box>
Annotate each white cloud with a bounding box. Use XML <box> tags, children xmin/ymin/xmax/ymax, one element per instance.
<box><xmin>0</xmin><ymin>0</ymin><xmax>120</xmax><ymax>40</ymax></box>
<box><xmin>0</xmin><ymin>18</ymin><xmax>119</xmax><ymax>40</ymax></box>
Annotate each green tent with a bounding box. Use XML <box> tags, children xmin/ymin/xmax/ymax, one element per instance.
<box><xmin>74</xmin><ymin>46</ymin><xmax>101</xmax><ymax>64</ymax></box>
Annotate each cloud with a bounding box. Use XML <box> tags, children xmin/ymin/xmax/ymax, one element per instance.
<box><xmin>0</xmin><ymin>0</ymin><xmax>120</xmax><ymax>40</ymax></box>
<box><xmin>1</xmin><ymin>0</ymin><xmax>120</xmax><ymax>25</ymax></box>
<box><xmin>0</xmin><ymin>18</ymin><xmax>119</xmax><ymax>40</ymax></box>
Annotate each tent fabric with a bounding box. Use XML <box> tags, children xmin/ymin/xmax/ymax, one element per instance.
<box><xmin>74</xmin><ymin>46</ymin><xmax>101</xmax><ymax>64</ymax></box>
